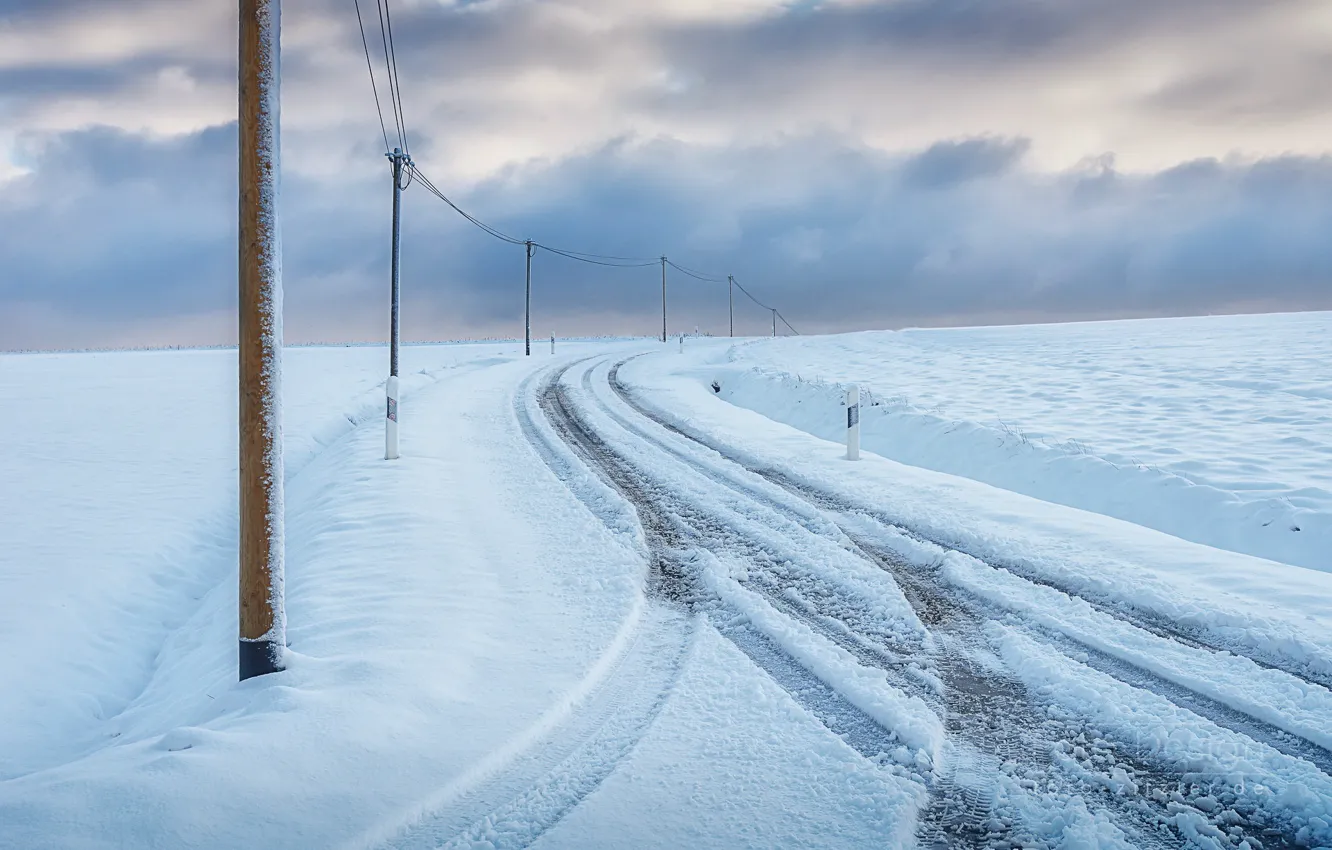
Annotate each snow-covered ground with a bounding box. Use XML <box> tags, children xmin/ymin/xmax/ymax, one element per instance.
<box><xmin>0</xmin><ymin>342</ymin><xmax>649</xmax><ymax>845</ymax></box>
<box><xmin>713</xmin><ymin>312</ymin><xmax>1332</xmax><ymax>572</ymax></box>
<box><xmin>3</xmin><ymin>315</ymin><xmax>1331</xmax><ymax>848</ymax></box>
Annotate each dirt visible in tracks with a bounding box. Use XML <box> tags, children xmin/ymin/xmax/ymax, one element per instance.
<box><xmin>538</xmin><ymin>365</ymin><xmax>916</xmax><ymax>769</ymax></box>
<box><xmin>548</xmin><ymin>361</ymin><xmax>1311</xmax><ymax>849</ymax></box>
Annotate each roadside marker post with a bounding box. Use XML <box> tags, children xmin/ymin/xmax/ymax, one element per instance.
<box><xmin>846</xmin><ymin>385</ymin><xmax>860</xmax><ymax>461</ymax></box>
<box><xmin>551</xmin><ymin>333</ymin><xmax>555</xmax><ymax>355</ymax></box>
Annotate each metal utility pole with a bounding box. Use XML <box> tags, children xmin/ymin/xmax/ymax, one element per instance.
<box><xmin>728</xmin><ymin>275</ymin><xmax>734</xmax><ymax>337</ymax></box>
<box><xmin>525</xmin><ymin>241</ymin><xmax>534</xmax><ymax>356</ymax></box>
<box><xmin>660</xmin><ymin>256</ymin><xmax>668</xmax><ymax>343</ymax></box>
<box><xmin>772</xmin><ymin>308</ymin><xmax>777</xmax><ymax>337</ymax></box>
<box><xmin>238</xmin><ymin>0</ymin><xmax>285</xmax><ymax>682</ymax></box>
<box><xmin>385</xmin><ymin>146</ymin><xmax>408</xmax><ymax>460</ymax></box>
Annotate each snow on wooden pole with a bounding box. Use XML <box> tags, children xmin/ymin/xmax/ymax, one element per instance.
<box><xmin>845</xmin><ymin>384</ymin><xmax>860</xmax><ymax>461</ymax></box>
<box><xmin>238</xmin><ymin>0</ymin><xmax>286</xmax><ymax>681</ymax></box>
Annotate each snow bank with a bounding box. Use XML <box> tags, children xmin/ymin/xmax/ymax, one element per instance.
<box><xmin>618</xmin><ymin>342</ymin><xmax>1332</xmax><ymax>685</ymax></box>
<box><xmin>716</xmin><ymin>312</ymin><xmax>1332</xmax><ymax>572</ymax></box>
<box><xmin>0</xmin><ymin>343</ymin><xmax>650</xmax><ymax>847</ymax></box>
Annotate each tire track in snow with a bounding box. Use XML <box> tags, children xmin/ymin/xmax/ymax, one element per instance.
<box><xmin>573</xmin><ymin>365</ymin><xmax>939</xmax><ymax>706</ymax></box>
<box><xmin>537</xmin><ymin>361</ymin><xmax>921</xmax><ymax>771</ymax></box>
<box><xmin>610</xmin><ymin>362</ymin><xmax>1332</xmax><ymax>778</ymax></box>
<box><xmin>598</xmin><ymin>357</ymin><xmax>1321</xmax><ymax>849</ymax></box>
<box><xmin>377</xmin><ymin>606</ymin><xmax>694</xmax><ymax>850</ymax></box>
<box><xmin>617</xmin><ymin>361</ymin><xmax>1332</xmax><ymax>694</ymax></box>
<box><xmin>548</xmin><ymin>359</ymin><xmax>1164</xmax><ymax>846</ymax></box>
<box><xmin>349</xmin><ymin>361</ymin><xmax>695</xmax><ymax>850</ymax></box>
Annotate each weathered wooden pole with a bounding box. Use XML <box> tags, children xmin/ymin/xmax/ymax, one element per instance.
<box><xmin>238</xmin><ymin>0</ymin><xmax>286</xmax><ymax>681</ymax></box>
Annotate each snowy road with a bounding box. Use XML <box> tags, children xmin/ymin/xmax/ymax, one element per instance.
<box><xmin>531</xmin><ymin>352</ymin><xmax>1332</xmax><ymax>849</ymax></box>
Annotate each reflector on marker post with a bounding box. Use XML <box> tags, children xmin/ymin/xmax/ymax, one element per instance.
<box><xmin>385</xmin><ymin>375</ymin><xmax>400</xmax><ymax>460</ymax></box>
<box><xmin>846</xmin><ymin>384</ymin><xmax>860</xmax><ymax>461</ymax></box>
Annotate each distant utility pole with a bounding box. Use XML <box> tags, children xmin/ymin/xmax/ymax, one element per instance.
<box><xmin>525</xmin><ymin>240</ymin><xmax>534</xmax><ymax>356</ymax></box>
<box><xmin>385</xmin><ymin>146</ymin><xmax>409</xmax><ymax>460</ymax></box>
<box><xmin>772</xmin><ymin>308</ymin><xmax>777</xmax><ymax>337</ymax></box>
<box><xmin>238</xmin><ymin>0</ymin><xmax>285</xmax><ymax>682</ymax></box>
<box><xmin>728</xmin><ymin>275</ymin><xmax>734</xmax><ymax>338</ymax></box>
<box><xmin>660</xmin><ymin>256</ymin><xmax>668</xmax><ymax>343</ymax></box>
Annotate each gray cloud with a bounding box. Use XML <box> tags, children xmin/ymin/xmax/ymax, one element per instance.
<box><xmin>901</xmin><ymin>137</ymin><xmax>1030</xmax><ymax>189</ymax></box>
<box><xmin>4</xmin><ymin>121</ymin><xmax>1331</xmax><ymax>349</ymax></box>
<box><xmin>1</xmin><ymin>0</ymin><xmax>1331</xmax><ymax>348</ymax></box>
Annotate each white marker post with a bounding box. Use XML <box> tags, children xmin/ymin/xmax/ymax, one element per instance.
<box><xmin>385</xmin><ymin>375</ymin><xmax>400</xmax><ymax>460</ymax></box>
<box><xmin>845</xmin><ymin>384</ymin><xmax>860</xmax><ymax>461</ymax></box>
<box><xmin>679</xmin><ymin>333</ymin><xmax>684</xmax><ymax>353</ymax></box>
<box><xmin>550</xmin><ymin>332</ymin><xmax>555</xmax><ymax>355</ymax></box>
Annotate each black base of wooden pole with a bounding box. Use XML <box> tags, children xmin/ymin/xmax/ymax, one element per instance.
<box><xmin>239</xmin><ymin>637</ymin><xmax>285</xmax><ymax>681</ymax></box>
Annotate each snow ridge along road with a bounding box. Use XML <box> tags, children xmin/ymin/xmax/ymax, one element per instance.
<box><xmin>540</xmin><ymin>353</ymin><xmax>1332</xmax><ymax>849</ymax></box>
<box><xmin>609</xmin><ymin>357</ymin><xmax>1332</xmax><ymax>767</ymax></box>
<box><xmin>0</xmin><ymin>350</ymin><xmax>501</xmax><ymax>785</ymax></box>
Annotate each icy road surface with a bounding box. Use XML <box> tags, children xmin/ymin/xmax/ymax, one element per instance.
<box><xmin>2</xmin><ymin>323</ymin><xmax>1331</xmax><ymax>848</ymax></box>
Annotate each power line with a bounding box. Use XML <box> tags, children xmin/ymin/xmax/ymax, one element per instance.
<box><xmin>732</xmin><ymin>276</ymin><xmax>800</xmax><ymax>333</ymax></box>
<box><xmin>409</xmin><ymin>163</ymin><xmax>801</xmax><ymax>328</ymax></box>
<box><xmin>353</xmin><ymin>0</ymin><xmax>392</xmax><ymax>155</ymax></box>
<box><xmin>349</xmin><ymin>6</ymin><xmax>801</xmax><ymax>332</ymax></box>
<box><xmin>410</xmin><ymin>164</ymin><xmax>526</xmax><ymax>245</ymax></box>
<box><xmin>666</xmin><ymin>259</ymin><xmax>726</xmax><ymax>283</ymax></box>
<box><xmin>536</xmin><ymin>243</ymin><xmax>659</xmax><ymax>268</ymax></box>
<box><xmin>730</xmin><ymin>275</ymin><xmax>773</xmax><ymax>311</ymax></box>
<box><xmin>411</xmin><ymin>165</ymin><xmax>657</xmax><ymax>264</ymax></box>
<box><xmin>535</xmin><ymin>245</ymin><xmax>660</xmax><ymax>264</ymax></box>
<box><xmin>374</xmin><ymin>0</ymin><xmax>405</xmax><ymax>151</ymax></box>
<box><xmin>381</xmin><ymin>0</ymin><xmax>409</xmax><ymax>156</ymax></box>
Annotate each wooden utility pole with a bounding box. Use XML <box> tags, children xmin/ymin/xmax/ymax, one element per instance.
<box><xmin>771</xmin><ymin>308</ymin><xmax>777</xmax><ymax>337</ymax></box>
<box><xmin>238</xmin><ymin>0</ymin><xmax>285</xmax><ymax>681</ymax></box>
<box><xmin>525</xmin><ymin>241</ymin><xmax>534</xmax><ymax>356</ymax></box>
<box><xmin>660</xmin><ymin>256</ymin><xmax>668</xmax><ymax>343</ymax></box>
<box><xmin>728</xmin><ymin>275</ymin><xmax>734</xmax><ymax>338</ymax></box>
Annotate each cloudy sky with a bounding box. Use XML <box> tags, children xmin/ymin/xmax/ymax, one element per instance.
<box><xmin>2</xmin><ymin>0</ymin><xmax>1331</xmax><ymax>349</ymax></box>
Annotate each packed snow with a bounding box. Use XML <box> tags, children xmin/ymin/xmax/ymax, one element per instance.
<box><xmin>3</xmin><ymin>313</ymin><xmax>1331</xmax><ymax>848</ymax></box>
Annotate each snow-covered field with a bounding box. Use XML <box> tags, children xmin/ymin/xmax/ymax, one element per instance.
<box><xmin>3</xmin><ymin>314</ymin><xmax>1330</xmax><ymax>848</ymax></box>
<box><xmin>715</xmin><ymin>312</ymin><xmax>1332</xmax><ymax>572</ymax></box>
